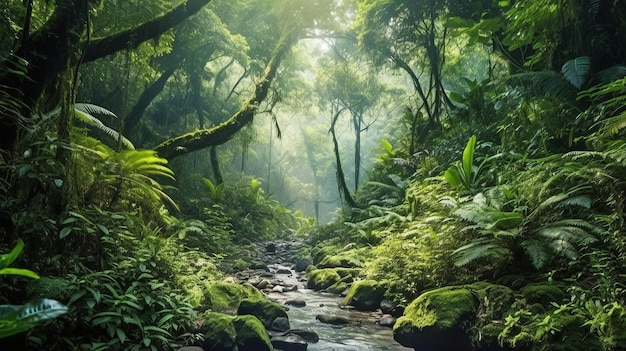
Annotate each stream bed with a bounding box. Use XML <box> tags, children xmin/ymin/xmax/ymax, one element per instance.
<box><xmin>253</xmin><ymin>242</ymin><xmax>413</xmax><ymax>351</ymax></box>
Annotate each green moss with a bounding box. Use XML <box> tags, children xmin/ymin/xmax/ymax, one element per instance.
<box><xmin>520</xmin><ymin>284</ymin><xmax>566</xmax><ymax>305</ymax></box>
<box><xmin>327</xmin><ymin>281</ymin><xmax>349</xmax><ymax>294</ymax></box>
<box><xmin>310</xmin><ymin>246</ymin><xmax>339</xmax><ymax>265</ymax></box>
<box><xmin>204</xmin><ymin>282</ymin><xmax>263</xmax><ymax>312</ymax></box>
<box><xmin>547</xmin><ymin>313</ymin><xmax>604</xmax><ymax>351</ymax></box>
<box><xmin>236</xmin><ymin>298</ymin><xmax>288</xmax><ymax>329</ymax></box>
<box><xmin>342</xmin><ymin>280</ymin><xmax>387</xmax><ymax>311</ymax></box>
<box><xmin>26</xmin><ymin>277</ymin><xmax>71</xmax><ymax>300</ymax></box>
<box><xmin>232</xmin><ymin>315</ymin><xmax>272</xmax><ymax>351</ymax></box>
<box><xmin>306</xmin><ymin>268</ymin><xmax>341</xmax><ymax>290</ymax></box>
<box><xmin>318</xmin><ymin>252</ymin><xmax>363</xmax><ymax>268</ymax></box>
<box><xmin>404</xmin><ymin>286</ymin><xmax>477</xmax><ymax>329</ymax></box>
<box><xmin>335</xmin><ymin>267</ymin><xmax>361</xmax><ymax>278</ymax></box>
<box><xmin>201</xmin><ymin>312</ymin><xmax>237</xmax><ymax>350</ymax></box>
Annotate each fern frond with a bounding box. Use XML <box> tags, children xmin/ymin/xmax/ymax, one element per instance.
<box><xmin>520</xmin><ymin>239</ymin><xmax>551</xmax><ymax>269</ymax></box>
<box><xmin>599</xmin><ymin>111</ymin><xmax>626</xmax><ymax>136</ymax></box>
<box><xmin>453</xmin><ymin>239</ymin><xmax>510</xmax><ymax>267</ymax></box>
<box><xmin>74</xmin><ymin>105</ymin><xmax>135</xmax><ymax>150</ymax></box>
<box><xmin>508</xmin><ymin>71</ymin><xmax>578</xmax><ymax>101</ymax></box>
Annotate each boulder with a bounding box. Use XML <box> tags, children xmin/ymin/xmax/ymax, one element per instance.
<box><xmin>204</xmin><ymin>282</ymin><xmax>263</xmax><ymax>312</ymax></box>
<box><xmin>318</xmin><ymin>253</ymin><xmax>363</xmax><ymax>269</ymax></box>
<box><xmin>271</xmin><ymin>316</ymin><xmax>291</xmax><ymax>332</ymax></box>
<box><xmin>266</xmin><ymin>242</ymin><xmax>277</xmax><ymax>253</ymax></box>
<box><xmin>306</xmin><ymin>269</ymin><xmax>341</xmax><ymax>291</ymax></box>
<box><xmin>285</xmin><ymin>299</ymin><xmax>306</xmax><ymax>308</ymax></box>
<box><xmin>237</xmin><ymin>298</ymin><xmax>289</xmax><ymax>329</ymax></box>
<box><xmin>378</xmin><ymin>314</ymin><xmax>396</xmax><ymax>328</ymax></box>
<box><xmin>342</xmin><ymin>280</ymin><xmax>386</xmax><ymax>311</ymax></box>
<box><xmin>393</xmin><ymin>286</ymin><xmax>476</xmax><ymax>351</ymax></box>
<box><xmin>294</xmin><ymin>258</ymin><xmax>311</xmax><ymax>272</ymax></box>
<box><xmin>271</xmin><ymin>335</ymin><xmax>308</xmax><ymax>351</ymax></box>
<box><xmin>519</xmin><ymin>284</ymin><xmax>566</xmax><ymax>305</ymax></box>
<box><xmin>316</xmin><ymin>314</ymin><xmax>349</xmax><ymax>325</ymax></box>
<box><xmin>232</xmin><ymin>315</ymin><xmax>273</xmax><ymax>351</ymax></box>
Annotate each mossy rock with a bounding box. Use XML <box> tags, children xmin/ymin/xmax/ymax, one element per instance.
<box><xmin>201</xmin><ymin>312</ymin><xmax>238</xmax><ymax>350</ymax></box>
<box><xmin>26</xmin><ymin>277</ymin><xmax>71</xmax><ymax>300</ymax></box>
<box><xmin>393</xmin><ymin>286</ymin><xmax>477</xmax><ymax>350</ymax></box>
<box><xmin>335</xmin><ymin>267</ymin><xmax>361</xmax><ymax>278</ymax></box>
<box><xmin>237</xmin><ymin>298</ymin><xmax>288</xmax><ymax>329</ymax></box>
<box><xmin>519</xmin><ymin>284</ymin><xmax>566</xmax><ymax>305</ymax></box>
<box><xmin>200</xmin><ymin>312</ymin><xmax>271</xmax><ymax>351</ymax></box>
<box><xmin>318</xmin><ymin>253</ymin><xmax>363</xmax><ymax>269</ymax></box>
<box><xmin>232</xmin><ymin>315</ymin><xmax>273</xmax><ymax>351</ymax></box>
<box><xmin>342</xmin><ymin>280</ymin><xmax>387</xmax><ymax>311</ymax></box>
<box><xmin>306</xmin><ymin>268</ymin><xmax>341</xmax><ymax>290</ymax></box>
<box><xmin>546</xmin><ymin>313</ymin><xmax>603</xmax><ymax>351</ymax></box>
<box><xmin>204</xmin><ymin>282</ymin><xmax>264</xmax><ymax>312</ymax></box>
<box><xmin>310</xmin><ymin>246</ymin><xmax>339</xmax><ymax>265</ymax></box>
<box><xmin>327</xmin><ymin>281</ymin><xmax>349</xmax><ymax>294</ymax></box>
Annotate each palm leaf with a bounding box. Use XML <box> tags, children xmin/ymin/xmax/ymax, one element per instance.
<box><xmin>508</xmin><ymin>71</ymin><xmax>578</xmax><ymax>100</ymax></box>
<box><xmin>73</xmin><ymin>104</ymin><xmax>135</xmax><ymax>150</ymax></box>
<box><xmin>561</xmin><ymin>56</ymin><xmax>590</xmax><ymax>89</ymax></box>
<box><xmin>0</xmin><ymin>299</ymin><xmax>68</xmax><ymax>339</ymax></box>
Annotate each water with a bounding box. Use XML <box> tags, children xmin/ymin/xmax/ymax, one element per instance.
<box><xmin>264</xmin><ymin>264</ymin><xmax>413</xmax><ymax>351</ymax></box>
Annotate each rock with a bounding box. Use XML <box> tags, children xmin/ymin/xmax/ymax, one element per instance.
<box><xmin>326</xmin><ymin>281</ymin><xmax>348</xmax><ymax>294</ymax></box>
<box><xmin>272</xmin><ymin>285</ymin><xmax>284</xmax><ymax>293</ymax></box>
<box><xmin>204</xmin><ymin>282</ymin><xmax>264</xmax><ymax>312</ymax></box>
<box><xmin>266</xmin><ymin>242</ymin><xmax>277</xmax><ymax>253</ymax></box>
<box><xmin>276</xmin><ymin>268</ymin><xmax>292</xmax><ymax>274</ymax></box>
<box><xmin>306</xmin><ymin>269</ymin><xmax>341</xmax><ymax>291</ymax></box>
<box><xmin>294</xmin><ymin>258</ymin><xmax>311</xmax><ymax>272</ymax></box>
<box><xmin>247</xmin><ymin>277</ymin><xmax>262</xmax><ymax>287</ymax></box>
<box><xmin>520</xmin><ymin>284</ymin><xmax>566</xmax><ymax>304</ymax></box>
<box><xmin>232</xmin><ymin>315</ymin><xmax>273</xmax><ymax>351</ymax></box>
<box><xmin>316</xmin><ymin>314</ymin><xmax>349</xmax><ymax>325</ymax></box>
<box><xmin>379</xmin><ymin>299</ymin><xmax>396</xmax><ymax>314</ymax></box>
<box><xmin>378</xmin><ymin>314</ymin><xmax>396</xmax><ymax>328</ymax></box>
<box><xmin>271</xmin><ymin>316</ymin><xmax>291</xmax><ymax>332</ymax></box>
<box><xmin>256</xmin><ymin>279</ymin><xmax>271</xmax><ymax>289</ymax></box>
<box><xmin>200</xmin><ymin>312</ymin><xmax>271</xmax><ymax>351</ymax></box>
<box><xmin>318</xmin><ymin>253</ymin><xmax>363</xmax><ymax>269</ymax></box>
<box><xmin>285</xmin><ymin>299</ymin><xmax>306</xmax><ymax>307</ymax></box>
<box><xmin>237</xmin><ymin>298</ymin><xmax>289</xmax><ymax>329</ymax></box>
<box><xmin>285</xmin><ymin>329</ymin><xmax>319</xmax><ymax>343</ymax></box>
<box><xmin>392</xmin><ymin>286</ymin><xmax>476</xmax><ymax>350</ymax></box>
<box><xmin>342</xmin><ymin>280</ymin><xmax>387</xmax><ymax>311</ymax></box>
<box><xmin>271</xmin><ymin>335</ymin><xmax>308</xmax><ymax>351</ymax></box>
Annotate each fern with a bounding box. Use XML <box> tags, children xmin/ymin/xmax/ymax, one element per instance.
<box><xmin>561</xmin><ymin>56</ymin><xmax>590</xmax><ymax>89</ymax></box>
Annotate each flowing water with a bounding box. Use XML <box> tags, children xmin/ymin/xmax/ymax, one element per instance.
<box><xmin>263</xmin><ymin>262</ymin><xmax>413</xmax><ymax>351</ymax></box>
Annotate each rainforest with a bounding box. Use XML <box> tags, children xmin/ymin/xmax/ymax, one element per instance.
<box><xmin>1</xmin><ymin>0</ymin><xmax>626</xmax><ymax>350</ymax></box>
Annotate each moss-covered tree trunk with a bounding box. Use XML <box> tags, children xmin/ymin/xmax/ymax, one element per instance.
<box><xmin>153</xmin><ymin>31</ymin><xmax>298</xmax><ymax>160</ymax></box>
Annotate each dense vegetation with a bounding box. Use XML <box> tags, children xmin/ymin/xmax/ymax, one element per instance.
<box><xmin>1</xmin><ymin>0</ymin><xmax>626</xmax><ymax>350</ymax></box>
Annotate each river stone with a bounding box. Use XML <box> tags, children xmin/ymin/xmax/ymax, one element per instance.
<box><xmin>342</xmin><ymin>280</ymin><xmax>386</xmax><ymax>311</ymax></box>
<box><xmin>315</xmin><ymin>314</ymin><xmax>349</xmax><ymax>325</ymax></box>
<box><xmin>271</xmin><ymin>316</ymin><xmax>291</xmax><ymax>332</ymax></box>
<box><xmin>285</xmin><ymin>299</ymin><xmax>306</xmax><ymax>307</ymax></box>
<box><xmin>266</xmin><ymin>242</ymin><xmax>277</xmax><ymax>253</ymax></box>
<box><xmin>237</xmin><ymin>298</ymin><xmax>288</xmax><ymax>329</ymax></box>
<box><xmin>294</xmin><ymin>258</ymin><xmax>311</xmax><ymax>272</ymax></box>
<box><xmin>285</xmin><ymin>329</ymin><xmax>319</xmax><ymax>343</ymax></box>
<box><xmin>273</xmin><ymin>285</ymin><xmax>284</xmax><ymax>293</ymax></box>
<box><xmin>276</xmin><ymin>268</ymin><xmax>292</xmax><ymax>274</ymax></box>
<box><xmin>378</xmin><ymin>314</ymin><xmax>397</xmax><ymax>328</ymax></box>
<box><xmin>271</xmin><ymin>335</ymin><xmax>308</xmax><ymax>351</ymax></box>
<box><xmin>257</xmin><ymin>279</ymin><xmax>271</xmax><ymax>289</ymax></box>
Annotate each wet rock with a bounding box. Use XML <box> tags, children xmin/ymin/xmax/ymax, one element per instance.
<box><xmin>294</xmin><ymin>258</ymin><xmax>311</xmax><ymax>272</ymax></box>
<box><xmin>306</xmin><ymin>269</ymin><xmax>341</xmax><ymax>291</ymax></box>
<box><xmin>271</xmin><ymin>316</ymin><xmax>291</xmax><ymax>332</ymax></box>
<box><xmin>271</xmin><ymin>335</ymin><xmax>308</xmax><ymax>351</ymax></box>
<box><xmin>276</xmin><ymin>268</ymin><xmax>292</xmax><ymax>274</ymax></box>
<box><xmin>285</xmin><ymin>329</ymin><xmax>319</xmax><ymax>343</ymax></box>
<box><xmin>342</xmin><ymin>280</ymin><xmax>387</xmax><ymax>311</ymax></box>
<box><xmin>378</xmin><ymin>314</ymin><xmax>396</xmax><ymax>328</ymax></box>
<box><xmin>256</xmin><ymin>279</ymin><xmax>271</xmax><ymax>289</ymax></box>
<box><xmin>315</xmin><ymin>314</ymin><xmax>349</xmax><ymax>325</ymax></box>
<box><xmin>237</xmin><ymin>298</ymin><xmax>288</xmax><ymax>329</ymax></box>
<box><xmin>272</xmin><ymin>285</ymin><xmax>284</xmax><ymax>293</ymax></box>
<box><xmin>380</xmin><ymin>299</ymin><xmax>396</xmax><ymax>314</ymax></box>
<box><xmin>200</xmin><ymin>312</ymin><xmax>272</xmax><ymax>351</ymax></box>
<box><xmin>285</xmin><ymin>299</ymin><xmax>306</xmax><ymax>307</ymax></box>
<box><xmin>266</xmin><ymin>242</ymin><xmax>277</xmax><ymax>253</ymax></box>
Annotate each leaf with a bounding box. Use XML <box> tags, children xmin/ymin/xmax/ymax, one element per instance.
<box><xmin>0</xmin><ymin>268</ymin><xmax>40</xmax><ymax>279</ymax></box>
<box><xmin>444</xmin><ymin>168</ymin><xmax>462</xmax><ymax>187</ymax></box>
<box><xmin>444</xmin><ymin>16</ymin><xmax>474</xmax><ymax>28</ymax></box>
<box><xmin>0</xmin><ymin>239</ymin><xmax>25</xmax><ymax>269</ymax></box>
<box><xmin>380</xmin><ymin>139</ymin><xmax>393</xmax><ymax>153</ymax></box>
<box><xmin>59</xmin><ymin>227</ymin><xmax>73</xmax><ymax>239</ymax></box>
<box><xmin>561</xmin><ymin>56</ymin><xmax>590</xmax><ymax>89</ymax></box>
<box><xmin>462</xmin><ymin>135</ymin><xmax>477</xmax><ymax>186</ymax></box>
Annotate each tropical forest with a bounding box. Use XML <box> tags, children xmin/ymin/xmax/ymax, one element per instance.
<box><xmin>1</xmin><ymin>0</ymin><xmax>626</xmax><ymax>350</ymax></box>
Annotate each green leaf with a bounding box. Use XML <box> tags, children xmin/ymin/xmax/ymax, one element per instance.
<box><xmin>561</xmin><ymin>56</ymin><xmax>590</xmax><ymax>89</ymax></box>
<box><xmin>0</xmin><ymin>268</ymin><xmax>40</xmax><ymax>279</ymax></box>
<box><xmin>462</xmin><ymin>135</ymin><xmax>477</xmax><ymax>184</ymax></box>
<box><xmin>59</xmin><ymin>227</ymin><xmax>73</xmax><ymax>239</ymax></box>
<box><xmin>0</xmin><ymin>239</ymin><xmax>25</xmax><ymax>269</ymax></box>
<box><xmin>444</xmin><ymin>16</ymin><xmax>474</xmax><ymax>28</ymax></box>
<box><xmin>116</xmin><ymin>328</ymin><xmax>126</xmax><ymax>344</ymax></box>
<box><xmin>444</xmin><ymin>168</ymin><xmax>462</xmax><ymax>187</ymax></box>
<box><xmin>380</xmin><ymin>139</ymin><xmax>393</xmax><ymax>153</ymax></box>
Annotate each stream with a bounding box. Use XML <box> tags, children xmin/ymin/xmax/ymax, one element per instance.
<box><xmin>241</xmin><ymin>241</ymin><xmax>413</xmax><ymax>351</ymax></box>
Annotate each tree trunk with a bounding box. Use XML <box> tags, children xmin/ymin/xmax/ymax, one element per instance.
<box><xmin>210</xmin><ymin>146</ymin><xmax>223</xmax><ymax>185</ymax></box>
<box><xmin>329</xmin><ymin>105</ymin><xmax>357</xmax><ymax>209</ymax></box>
<box><xmin>154</xmin><ymin>31</ymin><xmax>298</xmax><ymax>160</ymax></box>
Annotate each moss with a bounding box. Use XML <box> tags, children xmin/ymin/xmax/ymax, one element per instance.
<box><xmin>342</xmin><ymin>280</ymin><xmax>387</xmax><ymax>311</ymax></box>
<box><xmin>519</xmin><ymin>284</ymin><xmax>565</xmax><ymax>305</ymax></box>
<box><xmin>404</xmin><ymin>286</ymin><xmax>477</xmax><ymax>329</ymax></box>
<box><xmin>26</xmin><ymin>277</ymin><xmax>71</xmax><ymax>300</ymax></box>
<box><xmin>546</xmin><ymin>313</ymin><xmax>604</xmax><ymax>351</ymax></box>
<box><xmin>201</xmin><ymin>312</ymin><xmax>237</xmax><ymax>350</ymax></box>
<box><xmin>204</xmin><ymin>282</ymin><xmax>263</xmax><ymax>312</ymax></box>
<box><xmin>310</xmin><ymin>245</ymin><xmax>339</xmax><ymax>265</ymax></box>
<box><xmin>327</xmin><ymin>281</ymin><xmax>349</xmax><ymax>294</ymax></box>
<box><xmin>232</xmin><ymin>315</ymin><xmax>272</xmax><ymax>351</ymax></box>
<box><xmin>335</xmin><ymin>267</ymin><xmax>361</xmax><ymax>278</ymax></box>
<box><xmin>236</xmin><ymin>298</ymin><xmax>288</xmax><ymax>329</ymax></box>
<box><xmin>318</xmin><ymin>252</ymin><xmax>363</xmax><ymax>268</ymax></box>
<box><xmin>306</xmin><ymin>268</ymin><xmax>341</xmax><ymax>290</ymax></box>
<box><xmin>393</xmin><ymin>286</ymin><xmax>477</xmax><ymax>350</ymax></box>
